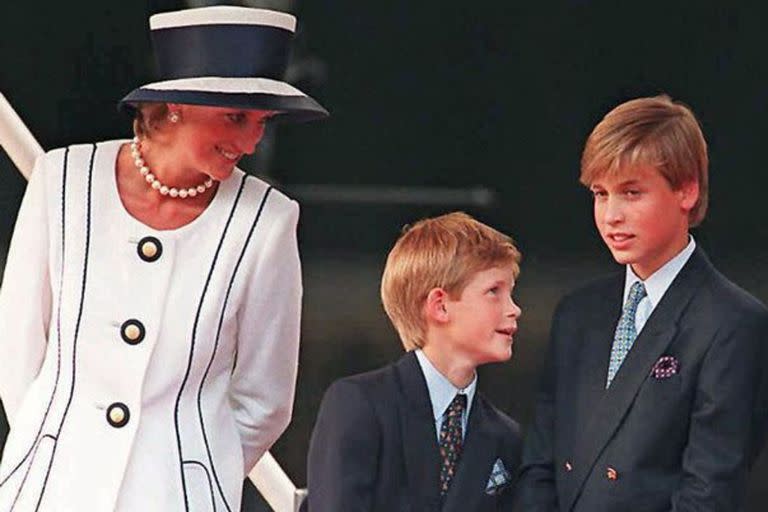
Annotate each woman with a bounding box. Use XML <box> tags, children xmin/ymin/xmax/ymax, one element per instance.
<box><xmin>0</xmin><ymin>5</ymin><xmax>327</xmax><ymax>511</ymax></box>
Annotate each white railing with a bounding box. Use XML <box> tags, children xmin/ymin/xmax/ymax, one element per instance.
<box><xmin>0</xmin><ymin>92</ymin><xmax>305</xmax><ymax>512</ymax></box>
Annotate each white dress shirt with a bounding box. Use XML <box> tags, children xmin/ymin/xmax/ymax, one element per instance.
<box><xmin>624</xmin><ymin>236</ymin><xmax>696</xmax><ymax>334</ymax></box>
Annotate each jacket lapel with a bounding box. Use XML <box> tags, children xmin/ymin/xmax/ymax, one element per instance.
<box><xmin>573</xmin><ymin>280</ymin><xmax>623</xmax><ymax>433</ymax></box>
<box><xmin>396</xmin><ymin>352</ymin><xmax>442</xmax><ymax>510</ymax></box>
<box><xmin>564</xmin><ymin>248</ymin><xmax>710</xmax><ymax>511</ymax></box>
<box><xmin>442</xmin><ymin>396</ymin><xmax>499</xmax><ymax>512</ymax></box>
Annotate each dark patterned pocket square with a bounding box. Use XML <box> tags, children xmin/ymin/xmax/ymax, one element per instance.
<box><xmin>650</xmin><ymin>355</ymin><xmax>679</xmax><ymax>379</ymax></box>
<box><xmin>485</xmin><ymin>458</ymin><xmax>512</xmax><ymax>496</ymax></box>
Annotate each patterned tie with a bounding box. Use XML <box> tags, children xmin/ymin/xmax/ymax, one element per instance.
<box><xmin>606</xmin><ymin>281</ymin><xmax>647</xmax><ymax>388</ymax></box>
<box><xmin>439</xmin><ymin>393</ymin><xmax>467</xmax><ymax>496</ymax></box>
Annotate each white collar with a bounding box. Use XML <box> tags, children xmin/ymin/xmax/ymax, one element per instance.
<box><xmin>414</xmin><ymin>350</ymin><xmax>477</xmax><ymax>422</ymax></box>
<box><xmin>624</xmin><ymin>236</ymin><xmax>696</xmax><ymax>307</ymax></box>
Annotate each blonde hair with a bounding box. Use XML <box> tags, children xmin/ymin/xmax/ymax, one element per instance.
<box><xmin>380</xmin><ymin>212</ymin><xmax>521</xmax><ymax>351</ymax></box>
<box><xmin>580</xmin><ymin>94</ymin><xmax>709</xmax><ymax>226</ymax></box>
<box><xmin>131</xmin><ymin>102</ymin><xmax>169</xmax><ymax>139</ymax></box>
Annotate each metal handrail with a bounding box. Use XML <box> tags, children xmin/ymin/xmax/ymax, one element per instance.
<box><xmin>0</xmin><ymin>92</ymin><xmax>304</xmax><ymax>512</ymax></box>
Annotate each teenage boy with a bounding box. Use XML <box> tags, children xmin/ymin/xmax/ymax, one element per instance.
<box><xmin>302</xmin><ymin>212</ymin><xmax>523</xmax><ymax>511</ymax></box>
<box><xmin>517</xmin><ymin>95</ymin><xmax>768</xmax><ymax>511</ymax></box>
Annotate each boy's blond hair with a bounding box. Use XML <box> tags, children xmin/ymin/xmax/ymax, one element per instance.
<box><xmin>580</xmin><ymin>94</ymin><xmax>709</xmax><ymax>226</ymax></box>
<box><xmin>381</xmin><ymin>212</ymin><xmax>521</xmax><ymax>351</ymax></box>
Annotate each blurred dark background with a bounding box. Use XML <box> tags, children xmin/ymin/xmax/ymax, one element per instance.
<box><xmin>2</xmin><ymin>1</ymin><xmax>768</xmax><ymax>510</ymax></box>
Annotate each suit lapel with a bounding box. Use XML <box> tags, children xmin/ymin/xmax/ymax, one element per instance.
<box><xmin>442</xmin><ymin>395</ymin><xmax>499</xmax><ymax>512</ymax></box>
<box><xmin>565</xmin><ymin>248</ymin><xmax>710</xmax><ymax>511</ymax></box>
<box><xmin>574</xmin><ymin>280</ymin><xmax>623</xmax><ymax>432</ymax></box>
<box><xmin>395</xmin><ymin>352</ymin><xmax>442</xmax><ymax>510</ymax></box>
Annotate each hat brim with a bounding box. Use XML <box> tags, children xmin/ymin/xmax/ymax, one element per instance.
<box><xmin>119</xmin><ymin>77</ymin><xmax>328</xmax><ymax>123</ymax></box>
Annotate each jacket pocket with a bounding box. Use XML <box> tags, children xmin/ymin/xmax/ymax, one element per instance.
<box><xmin>4</xmin><ymin>435</ymin><xmax>57</xmax><ymax>510</ymax></box>
<box><xmin>183</xmin><ymin>461</ymin><xmax>216</xmax><ymax>512</ymax></box>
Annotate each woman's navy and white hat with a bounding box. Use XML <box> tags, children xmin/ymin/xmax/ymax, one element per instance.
<box><xmin>120</xmin><ymin>6</ymin><xmax>328</xmax><ymax>123</ymax></box>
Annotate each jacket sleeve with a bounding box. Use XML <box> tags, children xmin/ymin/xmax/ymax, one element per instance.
<box><xmin>0</xmin><ymin>157</ymin><xmax>52</xmax><ymax>425</ymax></box>
<box><xmin>515</xmin><ymin>302</ymin><xmax>563</xmax><ymax>512</ymax></box>
<box><xmin>304</xmin><ymin>379</ymin><xmax>380</xmax><ymax>512</ymax></box>
<box><xmin>230</xmin><ymin>197</ymin><xmax>302</xmax><ymax>472</ymax></box>
<box><xmin>671</xmin><ymin>310</ymin><xmax>768</xmax><ymax>511</ymax></box>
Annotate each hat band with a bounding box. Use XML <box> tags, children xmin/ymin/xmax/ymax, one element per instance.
<box><xmin>150</xmin><ymin>7</ymin><xmax>296</xmax><ymax>32</ymax></box>
<box><xmin>152</xmin><ymin>24</ymin><xmax>293</xmax><ymax>80</ymax></box>
<box><xmin>141</xmin><ymin>77</ymin><xmax>302</xmax><ymax>96</ymax></box>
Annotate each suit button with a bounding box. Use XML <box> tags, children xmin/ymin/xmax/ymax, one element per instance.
<box><xmin>107</xmin><ymin>403</ymin><xmax>130</xmax><ymax>428</ymax></box>
<box><xmin>564</xmin><ymin>461</ymin><xmax>573</xmax><ymax>472</ymax></box>
<box><xmin>606</xmin><ymin>467</ymin><xmax>618</xmax><ymax>481</ymax></box>
<box><xmin>137</xmin><ymin>236</ymin><xmax>162</xmax><ymax>262</ymax></box>
<box><xmin>120</xmin><ymin>319</ymin><xmax>145</xmax><ymax>345</ymax></box>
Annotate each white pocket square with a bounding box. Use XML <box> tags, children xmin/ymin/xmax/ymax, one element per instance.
<box><xmin>485</xmin><ymin>458</ymin><xmax>512</xmax><ymax>496</ymax></box>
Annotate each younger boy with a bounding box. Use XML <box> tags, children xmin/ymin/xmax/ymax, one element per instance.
<box><xmin>517</xmin><ymin>95</ymin><xmax>768</xmax><ymax>511</ymax></box>
<box><xmin>302</xmin><ymin>212</ymin><xmax>523</xmax><ymax>511</ymax></box>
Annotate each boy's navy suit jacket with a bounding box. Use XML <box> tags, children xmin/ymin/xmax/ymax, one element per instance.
<box><xmin>517</xmin><ymin>247</ymin><xmax>768</xmax><ymax>511</ymax></box>
<box><xmin>301</xmin><ymin>351</ymin><xmax>522</xmax><ymax>511</ymax></box>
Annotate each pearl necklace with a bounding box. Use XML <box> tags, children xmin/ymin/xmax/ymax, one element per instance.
<box><xmin>130</xmin><ymin>137</ymin><xmax>214</xmax><ymax>199</ymax></box>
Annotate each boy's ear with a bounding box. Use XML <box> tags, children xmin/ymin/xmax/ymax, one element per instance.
<box><xmin>425</xmin><ymin>287</ymin><xmax>450</xmax><ymax>324</ymax></box>
<box><xmin>678</xmin><ymin>180</ymin><xmax>700</xmax><ymax>212</ymax></box>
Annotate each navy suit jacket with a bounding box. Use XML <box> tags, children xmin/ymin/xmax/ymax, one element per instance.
<box><xmin>517</xmin><ymin>247</ymin><xmax>768</xmax><ymax>511</ymax></box>
<box><xmin>302</xmin><ymin>351</ymin><xmax>522</xmax><ymax>512</ymax></box>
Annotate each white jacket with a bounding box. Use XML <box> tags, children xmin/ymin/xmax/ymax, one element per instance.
<box><xmin>0</xmin><ymin>140</ymin><xmax>302</xmax><ymax>511</ymax></box>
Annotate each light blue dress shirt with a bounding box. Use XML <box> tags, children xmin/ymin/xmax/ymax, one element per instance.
<box><xmin>415</xmin><ymin>349</ymin><xmax>477</xmax><ymax>442</ymax></box>
<box><xmin>624</xmin><ymin>236</ymin><xmax>696</xmax><ymax>334</ymax></box>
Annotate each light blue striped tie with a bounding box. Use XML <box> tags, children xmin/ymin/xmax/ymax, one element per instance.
<box><xmin>606</xmin><ymin>281</ymin><xmax>647</xmax><ymax>388</ymax></box>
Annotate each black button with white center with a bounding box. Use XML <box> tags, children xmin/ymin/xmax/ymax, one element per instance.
<box><xmin>137</xmin><ymin>236</ymin><xmax>162</xmax><ymax>262</ymax></box>
<box><xmin>106</xmin><ymin>403</ymin><xmax>130</xmax><ymax>428</ymax></box>
<box><xmin>120</xmin><ymin>319</ymin><xmax>145</xmax><ymax>345</ymax></box>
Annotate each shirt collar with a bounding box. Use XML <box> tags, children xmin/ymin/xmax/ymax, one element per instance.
<box><xmin>414</xmin><ymin>349</ymin><xmax>477</xmax><ymax>421</ymax></box>
<box><xmin>624</xmin><ymin>235</ymin><xmax>696</xmax><ymax>307</ymax></box>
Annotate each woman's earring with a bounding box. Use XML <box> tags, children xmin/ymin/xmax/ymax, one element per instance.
<box><xmin>168</xmin><ymin>111</ymin><xmax>180</xmax><ymax>123</ymax></box>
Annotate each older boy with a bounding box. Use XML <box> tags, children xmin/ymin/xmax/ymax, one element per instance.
<box><xmin>517</xmin><ymin>95</ymin><xmax>768</xmax><ymax>511</ymax></box>
<box><xmin>302</xmin><ymin>212</ymin><xmax>522</xmax><ymax>511</ymax></box>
